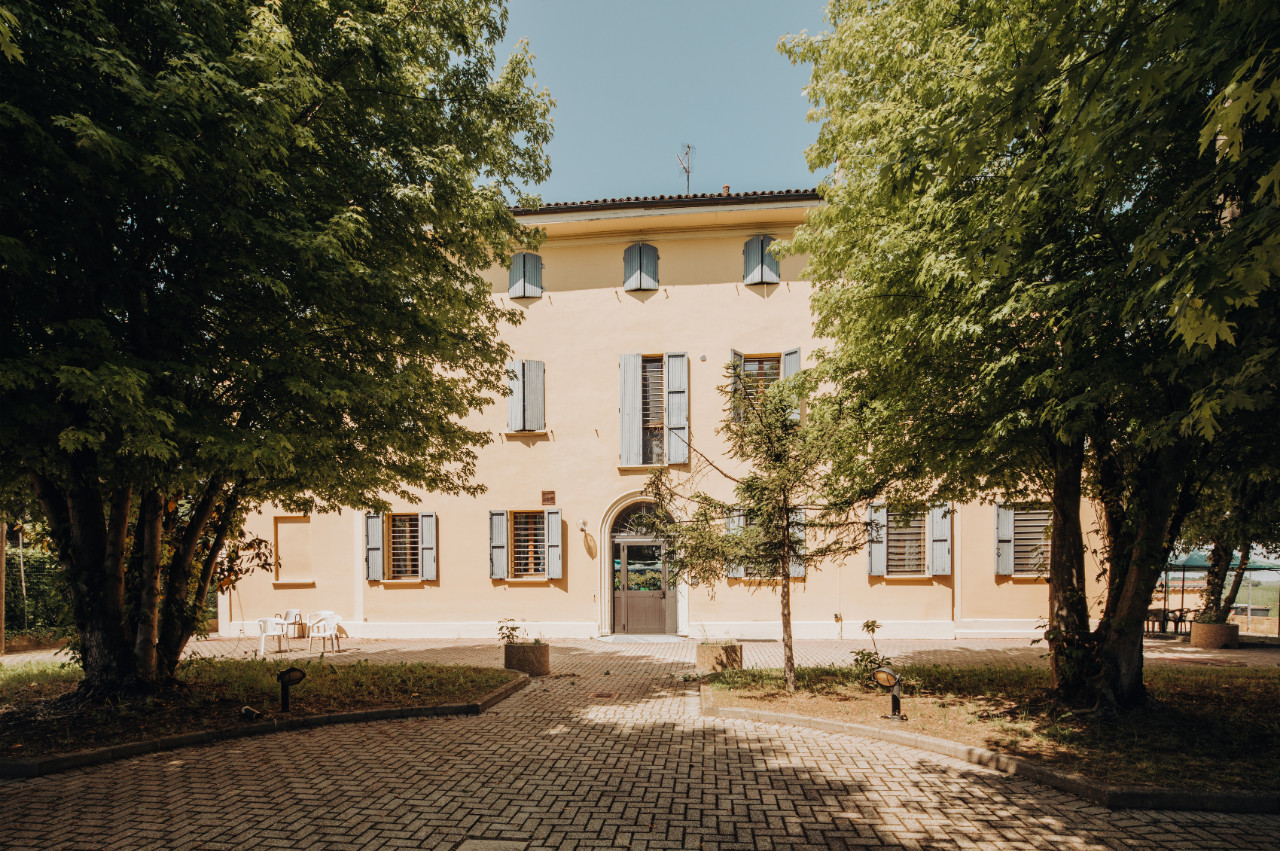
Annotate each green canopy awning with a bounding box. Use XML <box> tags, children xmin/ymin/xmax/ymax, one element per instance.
<box><xmin>1167</xmin><ymin>549</ymin><xmax>1280</xmax><ymax>570</ymax></box>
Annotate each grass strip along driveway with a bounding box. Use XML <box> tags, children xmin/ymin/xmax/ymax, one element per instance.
<box><xmin>707</xmin><ymin>663</ymin><xmax>1280</xmax><ymax>793</ymax></box>
<box><xmin>1</xmin><ymin>657</ymin><xmax>517</xmax><ymax>760</ymax></box>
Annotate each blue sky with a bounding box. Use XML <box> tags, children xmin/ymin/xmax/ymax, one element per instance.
<box><xmin>498</xmin><ymin>0</ymin><xmax>829</xmax><ymax>204</ymax></box>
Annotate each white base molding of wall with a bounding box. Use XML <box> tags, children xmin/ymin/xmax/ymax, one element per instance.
<box><xmin>689</xmin><ymin>621</ymin><xmax>844</xmax><ymax>641</ymax></box>
<box><xmin>953</xmin><ymin>619</ymin><xmax>1044</xmax><ymax>639</ymax></box>
<box><xmin>228</xmin><ymin>620</ymin><xmax>601</xmax><ymax>640</ymax></box>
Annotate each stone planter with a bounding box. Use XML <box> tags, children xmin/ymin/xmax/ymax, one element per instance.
<box><xmin>696</xmin><ymin>642</ymin><xmax>743</xmax><ymax>673</ymax></box>
<box><xmin>1189</xmin><ymin>621</ymin><xmax>1239</xmax><ymax>649</ymax></box>
<box><xmin>504</xmin><ymin>642</ymin><xmax>551</xmax><ymax>676</ymax></box>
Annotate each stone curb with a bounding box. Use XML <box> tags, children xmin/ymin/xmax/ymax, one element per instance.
<box><xmin>0</xmin><ymin>673</ymin><xmax>530</xmax><ymax>780</ymax></box>
<box><xmin>700</xmin><ymin>686</ymin><xmax>1279</xmax><ymax>814</ymax></box>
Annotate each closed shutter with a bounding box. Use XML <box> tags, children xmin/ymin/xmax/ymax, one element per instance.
<box><xmin>730</xmin><ymin>349</ymin><xmax>744</xmax><ymax>421</ymax></box>
<box><xmin>996</xmin><ymin>505</ymin><xmax>1015</xmax><ymax>575</ymax></box>
<box><xmin>639</xmin><ymin>242</ymin><xmax>659</xmax><ymax>289</ymax></box>
<box><xmin>419</xmin><ymin>512</ymin><xmax>437</xmax><ymax>581</ymax></box>
<box><xmin>545</xmin><ymin>509</ymin><xmax>562</xmax><ymax>579</ymax></box>
<box><xmin>665</xmin><ymin>352</ymin><xmax>689</xmax><ymax>464</ymax></box>
<box><xmin>929</xmin><ymin>505</ymin><xmax>952</xmax><ymax>575</ymax></box>
<box><xmin>507</xmin><ymin>360</ymin><xmax>524</xmax><ymax>431</ymax></box>
<box><xmin>525</xmin><ymin>360</ymin><xmax>545</xmax><ymax>431</ymax></box>
<box><xmin>868</xmin><ymin>506</ymin><xmax>887</xmax><ymax>576</ymax></box>
<box><xmin>525</xmin><ymin>253</ymin><xmax>543</xmax><ymax>297</ymax></box>
<box><xmin>789</xmin><ymin>507</ymin><xmax>806</xmax><ymax>577</ymax></box>
<box><xmin>761</xmin><ymin>235</ymin><xmax>779</xmax><ymax>283</ymax></box>
<box><xmin>726</xmin><ymin>510</ymin><xmax>745</xmax><ymax>578</ymax></box>
<box><xmin>489</xmin><ymin>510</ymin><xmax>508</xmax><ymax>579</ymax></box>
<box><xmin>743</xmin><ymin>236</ymin><xmax>763</xmax><ymax>284</ymax></box>
<box><xmin>782</xmin><ymin>347</ymin><xmax>802</xmax><ymax>422</ymax></box>
<box><xmin>619</xmin><ymin>353</ymin><xmax>642</xmax><ymax>465</ymax></box>
<box><xmin>365</xmin><ymin>513</ymin><xmax>384</xmax><ymax>580</ymax></box>
<box><xmin>509</xmin><ymin>255</ymin><xmax>524</xmax><ymax>298</ymax></box>
<box><xmin>623</xmin><ymin>243</ymin><xmax>642</xmax><ymax>291</ymax></box>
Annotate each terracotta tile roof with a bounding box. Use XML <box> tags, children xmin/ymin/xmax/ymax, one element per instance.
<box><xmin>513</xmin><ymin>187</ymin><xmax>819</xmax><ymax>214</ymax></box>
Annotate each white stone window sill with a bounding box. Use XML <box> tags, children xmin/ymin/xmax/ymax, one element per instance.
<box><xmin>617</xmin><ymin>464</ymin><xmax>668</xmax><ymax>471</ymax></box>
<box><xmin>272</xmin><ymin>579</ymin><xmax>316</xmax><ymax>589</ymax></box>
<box><xmin>504</xmin><ymin>430</ymin><xmax>548</xmax><ymax>437</ymax></box>
<box><xmin>1009</xmin><ymin>573</ymin><xmax>1048</xmax><ymax>582</ymax></box>
<box><xmin>878</xmin><ymin>573</ymin><xmax>936</xmax><ymax>580</ymax></box>
<box><xmin>375</xmin><ymin>579</ymin><xmax>427</xmax><ymax>586</ymax></box>
<box><xmin>504</xmin><ymin>576</ymin><xmax>550</xmax><ymax>583</ymax></box>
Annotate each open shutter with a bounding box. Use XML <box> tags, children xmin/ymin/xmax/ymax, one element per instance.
<box><xmin>365</xmin><ymin>514</ymin><xmax>384</xmax><ymax>580</ymax></box>
<box><xmin>508</xmin><ymin>255</ymin><xmax>525</xmax><ymax>298</ymax></box>
<box><xmin>743</xmin><ymin>236</ymin><xmax>763</xmax><ymax>284</ymax></box>
<box><xmin>489</xmin><ymin>510</ymin><xmax>508</xmax><ymax>579</ymax></box>
<box><xmin>619</xmin><ymin>353</ymin><xmax>642</xmax><ymax>465</ymax></box>
<box><xmin>868</xmin><ymin>506</ymin><xmax>887</xmax><ymax>576</ymax></box>
<box><xmin>782</xmin><ymin>347</ymin><xmax>802</xmax><ymax>422</ymax></box>
<box><xmin>640</xmin><ymin>243</ymin><xmax>659</xmax><ymax>289</ymax></box>
<box><xmin>506</xmin><ymin>360</ymin><xmax>524</xmax><ymax>431</ymax></box>
<box><xmin>729</xmin><ymin>349</ymin><xmax>744</xmax><ymax>421</ymax></box>
<box><xmin>996</xmin><ymin>505</ymin><xmax>1015</xmax><ymax>575</ymax></box>
<box><xmin>929</xmin><ymin>505</ymin><xmax>952</xmax><ymax>576</ymax></box>
<box><xmin>761</xmin><ymin>235</ymin><xmax>779</xmax><ymax>283</ymax></box>
<box><xmin>419</xmin><ymin>512</ymin><xmax>437</xmax><ymax>581</ymax></box>
<box><xmin>525</xmin><ymin>254</ymin><xmax>543</xmax><ymax>297</ymax></box>
<box><xmin>525</xmin><ymin>360</ymin><xmax>545</xmax><ymax>431</ymax></box>
<box><xmin>665</xmin><ymin>352</ymin><xmax>689</xmax><ymax>464</ymax></box>
<box><xmin>789</xmin><ymin>507</ymin><xmax>806</xmax><ymax>577</ymax></box>
<box><xmin>726</xmin><ymin>510</ymin><xmax>745</xmax><ymax>578</ymax></box>
<box><xmin>623</xmin><ymin>243</ymin><xmax>642</xmax><ymax>291</ymax></box>
<box><xmin>544</xmin><ymin>509</ymin><xmax>562</xmax><ymax>579</ymax></box>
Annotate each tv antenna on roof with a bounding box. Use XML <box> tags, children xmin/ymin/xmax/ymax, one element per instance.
<box><xmin>677</xmin><ymin>144</ymin><xmax>694</xmax><ymax>194</ymax></box>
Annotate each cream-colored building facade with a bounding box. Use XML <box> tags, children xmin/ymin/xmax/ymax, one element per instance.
<box><xmin>222</xmin><ymin>190</ymin><xmax>1101</xmax><ymax>641</ymax></box>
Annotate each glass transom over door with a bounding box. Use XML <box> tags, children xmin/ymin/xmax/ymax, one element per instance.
<box><xmin>612</xmin><ymin>542</ymin><xmax>670</xmax><ymax>634</ymax></box>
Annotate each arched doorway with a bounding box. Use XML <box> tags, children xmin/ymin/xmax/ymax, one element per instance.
<box><xmin>610</xmin><ymin>501</ymin><xmax>675</xmax><ymax>634</ymax></box>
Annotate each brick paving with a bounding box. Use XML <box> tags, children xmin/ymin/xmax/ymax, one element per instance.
<box><xmin>2</xmin><ymin>638</ymin><xmax>1279</xmax><ymax>849</ymax></box>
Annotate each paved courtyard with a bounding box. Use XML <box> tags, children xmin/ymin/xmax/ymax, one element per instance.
<box><xmin>2</xmin><ymin>638</ymin><xmax>1278</xmax><ymax>849</ymax></box>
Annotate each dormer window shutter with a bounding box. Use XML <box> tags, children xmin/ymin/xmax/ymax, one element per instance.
<box><xmin>639</xmin><ymin>242</ymin><xmax>659</xmax><ymax>289</ymax></box>
<box><xmin>509</xmin><ymin>253</ymin><xmax>544</xmax><ymax>299</ymax></box>
<box><xmin>743</xmin><ymin>235</ymin><xmax>778</xmax><ymax>285</ymax></box>
<box><xmin>761</xmin><ymin>235</ymin><xmax>779</xmax><ymax>283</ymax></box>
<box><xmin>928</xmin><ymin>505</ymin><xmax>952</xmax><ymax>576</ymax></box>
<box><xmin>623</xmin><ymin>243</ymin><xmax>642</xmax><ymax>291</ymax></box>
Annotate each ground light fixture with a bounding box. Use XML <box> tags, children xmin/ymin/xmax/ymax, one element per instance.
<box><xmin>277</xmin><ymin>666</ymin><xmax>306</xmax><ymax>712</ymax></box>
<box><xmin>872</xmin><ymin>667</ymin><xmax>908</xmax><ymax>721</ymax></box>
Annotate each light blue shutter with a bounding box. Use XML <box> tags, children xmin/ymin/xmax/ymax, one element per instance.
<box><xmin>640</xmin><ymin>243</ymin><xmax>659</xmax><ymax>289</ymax></box>
<box><xmin>726</xmin><ymin>510</ymin><xmax>745</xmax><ymax>578</ymax></box>
<box><xmin>789</xmin><ymin>508</ymin><xmax>806</xmax><ymax>577</ymax></box>
<box><xmin>623</xmin><ymin>243</ymin><xmax>642</xmax><ymax>291</ymax></box>
<box><xmin>730</xmin><ymin>349</ymin><xmax>744</xmax><ymax>421</ymax></box>
<box><xmin>868</xmin><ymin>506</ymin><xmax>886</xmax><ymax>576</ymax></box>
<box><xmin>545</xmin><ymin>509</ymin><xmax>562</xmax><ymax>579</ymax></box>
<box><xmin>743</xmin><ymin>236</ymin><xmax>763</xmax><ymax>284</ymax></box>
<box><xmin>507</xmin><ymin>360</ymin><xmax>524</xmax><ymax>431</ymax></box>
<box><xmin>619</xmin><ymin>353</ymin><xmax>642</xmax><ymax>465</ymax></box>
<box><xmin>419</xmin><ymin>512</ymin><xmax>437</xmax><ymax>581</ymax></box>
<box><xmin>524</xmin><ymin>360</ymin><xmax>545</xmax><ymax>431</ymax></box>
<box><xmin>665</xmin><ymin>352</ymin><xmax>689</xmax><ymax>464</ymax></box>
<box><xmin>508</xmin><ymin>254</ymin><xmax>525</xmax><ymax>298</ymax></box>
<box><xmin>489</xmin><ymin>510</ymin><xmax>508</xmax><ymax>579</ymax></box>
<box><xmin>996</xmin><ymin>505</ymin><xmax>1015</xmax><ymax>575</ymax></box>
<box><xmin>761</xmin><ymin>235</ymin><xmax>779</xmax><ymax>283</ymax></box>
<box><xmin>782</xmin><ymin>347</ymin><xmax>802</xmax><ymax>422</ymax></box>
<box><xmin>929</xmin><ymin>505</ymin><xmax>951</xmax><ymax>576</ymax></box>
<box><xmin>525</xmin><ymin>254</ymin><xmax>543</xmax><ymax>297</ymax></box>
<box><xmin>365</xmin><ymin>513</ymin><xmax>383</xmax><ymax>580</ymax></box>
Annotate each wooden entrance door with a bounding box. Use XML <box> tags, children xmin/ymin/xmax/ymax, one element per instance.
<box><xmin>612</xmin><ymin>541</ymin><xmax>670</xmax><ymax>634</ymax></box>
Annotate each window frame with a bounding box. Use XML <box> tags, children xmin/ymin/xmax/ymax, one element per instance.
<box><xmin>743</xmin><ymin>234</ymin><xmax>780</xmax><ymax>285</ymax></box>
<box><xmin>365</xmin><ymin>512</ymin><xmax>437</xmax><ymax>582</ymax></box>
<box><xmin>623</xmin><ymin>242</ymin><xmax>659</xmax><ymax>291</ymax></box>
<box><xmin>489</xmin><ymin>509</ymin><xmax>563</xmax><ymax>581</ymax></box>
<box><xmin>997</xmin><ymin>503</ymin><xmax>1053</xmax><ymax>577</ymax></box>
<box><xmin>508</xmin><ymin>252</ymin><xmax>543</xmax><ymax>299</ymax></box>
<box><xmin>506</xmin><ymin>358</ymin><xmax>546</xmax><ymax>433</ymax></box>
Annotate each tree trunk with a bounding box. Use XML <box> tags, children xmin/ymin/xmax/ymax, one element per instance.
<box><xmin>1200</xmin><ymin>539</ymin><xmax>1233</xmax><ymax>622</ymax></box>
<box><xmin>1045</xmin><ymin>438</ymin><xmax>1095</xmax><ymax>703</ymax></box>
<box><xmin>1220</xmin><ymin>542</ymin><xmax>1251</xmax><ymax>616</ymax></box>
<box><xmin>780</xmin><ymin>555</ymin><xmax>796</xmax><ymax>693</ymax></box>
<box><xmin>131</xmin><ymin>489</ymin><xmax>165</xmax><ymax>684</ymax></box>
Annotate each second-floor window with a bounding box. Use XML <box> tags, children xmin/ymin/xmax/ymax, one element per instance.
<box><xmin>507</xmin><ymin>359</ymin><xmax>546</xmax><ymax>432</ymax></box>
<box><xmin>620</xmin><ymin>352</ymin><xmax>688</xmax><ymax>466</ymax></box>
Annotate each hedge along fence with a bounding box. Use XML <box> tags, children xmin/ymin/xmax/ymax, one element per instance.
<box><xmin>3</xmin><ymin>545</ymin><xmax>73</xmax><ymax>640</ymax></box>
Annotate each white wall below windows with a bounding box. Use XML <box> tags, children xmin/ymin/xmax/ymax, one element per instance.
<box><xmin>225</xmin><ymin>619</ymin><xmax>602</xmax><ymax>640</ymax></box>
<box><xmin>953</xmin><ymin>618</ymin><xmax>1043</xmax><ymax>639</ymax></box>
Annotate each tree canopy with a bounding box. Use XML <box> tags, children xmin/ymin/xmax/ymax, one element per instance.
<box><xmin>0</xmin><ymin>0</ymin><xmax>552</xmax><ymax>692</ymax></box>
<box><xmin>782</xmin><ymin>0</ymin><xmax>1279</xmax><ymax>708</ymax></box>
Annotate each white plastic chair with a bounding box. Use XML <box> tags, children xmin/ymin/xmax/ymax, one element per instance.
<box><xmin>279</xmin><ymin>608</ymin><xmax>304</xmax><ymax>640</ymax></box>
<box><xmin>257</xmin><ymin>617</ymin><xmax>286</xmax><ymax>655</ymax></box>
<box><xmin>308</xmin><ymin>614</ymin><xmax>341</xmax><ymax>654</ymax></box>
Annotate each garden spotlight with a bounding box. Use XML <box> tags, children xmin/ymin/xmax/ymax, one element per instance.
<box><xmin>872</xmin><ymin>667</ymin><xmax>907</xmax><ymax>721</ymax></box>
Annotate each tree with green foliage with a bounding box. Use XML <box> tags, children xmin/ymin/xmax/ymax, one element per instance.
<box><xmin>644</xmin><ymin>365</ymin><xmax>867</xmax><ymax>693</ymax></box>
<box><xmin>0</xmin><ymin>0</ymin><xmax>551</xmax><ymax>695</ymax></box>
<box><xmin>782</xmin><ymin>0</ymin><xmax>1279</xmax><ymax>709</ymax></box>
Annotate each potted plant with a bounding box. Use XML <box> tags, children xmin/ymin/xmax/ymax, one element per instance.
<box><xmin>1189</xmin><ymin>611</ymin><xmax>1240</xmax><ymax>649</ymax></box>
<box><xmin>696</xmin><ymin>640</ymin><xmax>743</xmax><ymax>672</ymax></box>
<box><xmin>499</xmin><ymin>619</ymin><xmax>550</xmax><ymax>676</ymax></box>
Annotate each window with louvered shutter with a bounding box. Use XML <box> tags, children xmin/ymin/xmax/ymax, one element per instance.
<box><xmin>885</xmin><ymin>512</ymin><xmax>927</xmax><ymax>575</ymax></box>
<box><xmin>1013</xmin><ymin>506</ymin><xmax>1052</xmax><ymax>575</ymax></box>
<box><xmin>742</xmin><ymin>355</ymin><xmax>781</xmax><ymax>399</ymax></box>
<box><xmin>511</xmin><ymin>510</ymin><xmax>547</xmax><ymax>578</ymax></box>
<box><xmin>641</xmin><ymin>355</ymin><xmax>665</xmax><ymax>464</ymax></box>
<box><xmin>388</xmin><ymin>514</ymin><xmax>420</xmax><ymax>579</ymax></box>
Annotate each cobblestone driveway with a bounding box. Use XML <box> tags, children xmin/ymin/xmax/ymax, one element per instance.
<box><xmin>2</xmin><ymin>639</ymin><xmax>1278</xmax><ymax>849</ymax></box>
